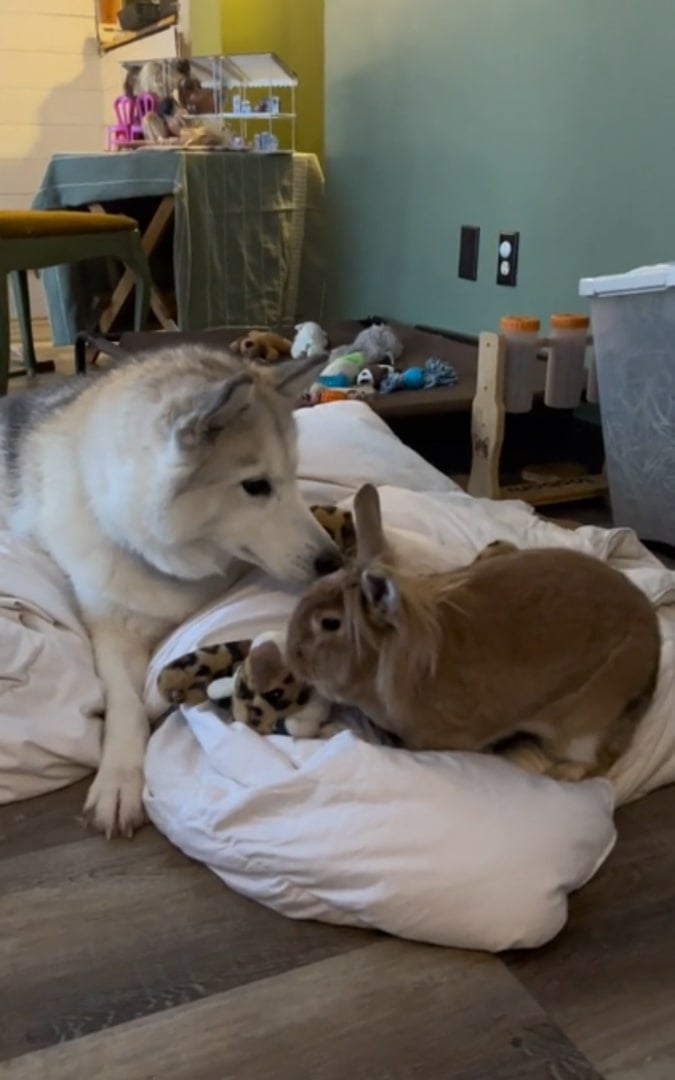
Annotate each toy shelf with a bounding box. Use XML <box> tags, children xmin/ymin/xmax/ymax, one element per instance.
<box><xmin>220</xmin><ymin>113</ymin><xmax>296</xmax><ymax>120</ymax></box>
<box><xmin>97</xmin><ymin>13</ymin><xmax>177</xmax><ymax>54</ymax></box>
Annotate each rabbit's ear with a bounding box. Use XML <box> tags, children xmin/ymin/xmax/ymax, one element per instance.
<box><xmin>353</xmin><ymin>484</ymin><xmax>386</xmax><ymax>562</ymax></box>
<box><xmin>360</xmin><ymin>568</ymin><xmax>399</xmax><ymax>622</ymax></box>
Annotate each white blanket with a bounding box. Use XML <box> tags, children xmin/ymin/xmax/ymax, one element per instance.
<box><xmin>2</xmin><ymin>402</ymin><xmax>675</xmax><ymax>951</ymax></box>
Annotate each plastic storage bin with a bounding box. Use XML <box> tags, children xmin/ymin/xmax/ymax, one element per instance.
<box><xmin>579</xmin><ymin>263</ymin><xmax>675</xmax><ymax>544</ymax></box>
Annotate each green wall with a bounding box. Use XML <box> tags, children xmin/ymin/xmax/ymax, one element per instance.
<box><xmin>221</xmin><ymin>0</ymin><xmax>324</xmax><ymax>160</ymax></box>
<box><xmin>325</xmin><ymin>0</ymin><xmax>675</xmax><ymax>334</ymax></box>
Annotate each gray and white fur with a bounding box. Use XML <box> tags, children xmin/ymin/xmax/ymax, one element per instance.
<box><xmin>0</xmin><ymin>347</ymin><xmax>339</xmax><ymax>837</ymax></box>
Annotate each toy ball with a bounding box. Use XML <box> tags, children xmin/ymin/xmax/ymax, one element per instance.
<box><xmin>401</xmin><ymin>367</ymin><xmax>425</xmax><ymax>389</ymax></box>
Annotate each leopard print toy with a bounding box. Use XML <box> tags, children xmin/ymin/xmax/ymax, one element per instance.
<box><xmin>157</xmin><ymin>503</ymin><xmax>358</xmax><ymax>727</ymax></box>
<box><xmin>157</xmin><ymin>627</ymin><xmax>394</xmax><ymax>747</ymax></box>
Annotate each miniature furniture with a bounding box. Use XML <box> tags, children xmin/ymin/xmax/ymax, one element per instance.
<box><xmin>0</xmin><ymin>210</ymin><xmax>151</xmax><ymax>395</ymax></box>
<box><xmin>119</xmin><ymin>52</ymin><xmax>298</xmax><ymax>153</ymax></box>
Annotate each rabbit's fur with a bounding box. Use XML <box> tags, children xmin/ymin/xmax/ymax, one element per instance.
<box><xmin>286</xmin><ymin>485</ymin><xmax>661</xmax><ymax>780</ymax></box>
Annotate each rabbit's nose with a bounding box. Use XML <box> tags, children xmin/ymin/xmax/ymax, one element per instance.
<box><xmin>314</xmin><ymin>550</ymin><xmax>343</xmax><ymax>577</ymax></box>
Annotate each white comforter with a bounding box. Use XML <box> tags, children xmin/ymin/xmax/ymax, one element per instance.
<box><xmin>2</xmin><ymin>402</ymin><xmax>675</xmax><ymax>950</ymax></box>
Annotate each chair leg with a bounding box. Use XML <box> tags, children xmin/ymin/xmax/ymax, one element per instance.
<box><xmin>10</xmin><ymin>270</ymin><xmax>38</xmax><ymax>377</ymax></box>
<box><xmin>126</xmin><ymin>233</ymin><xmax>152</xmax><ymax>332</ymax></box>
<box><xmin>0</xmin><ymin>274</ymin><xmax>10</xmax><ymax>397</ymax></box>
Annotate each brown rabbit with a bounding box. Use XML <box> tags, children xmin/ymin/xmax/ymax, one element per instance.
<box><xmin>286</xmin><ymin>484</ymin><xmax>661</xmax><ymax>780</ymax></box>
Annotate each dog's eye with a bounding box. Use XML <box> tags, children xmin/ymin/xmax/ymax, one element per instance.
<box><xmin>241</xmin><ymin>478</ymin><xmax>272</xmax><ymax>498</ymax></box>
<box><xmin>321</xmin><ymin>616</ymin><xmax>341</xmax><ymax>632</ymax></box>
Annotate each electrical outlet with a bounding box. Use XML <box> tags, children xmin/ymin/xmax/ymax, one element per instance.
<box><xmin>496</xmin><ymin>231</ymin><xmax>519</xmax><ymax>287</ymax></box>
<box><xmin>458</xmin><ymin>225</ymin><xmax>480</xmax><ymax>281</ymax></box>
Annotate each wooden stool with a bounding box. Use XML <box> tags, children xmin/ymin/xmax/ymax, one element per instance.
<box><xmin>0</xmin><ymin>210</ymin><xmax>152</xmax><ymax>394</ymax></box>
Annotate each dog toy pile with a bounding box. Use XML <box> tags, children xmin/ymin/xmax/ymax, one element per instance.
<box><xmin>288</xmin><ymin>318</ymin><xmax>459</xmax><ymax>405</ymax></box>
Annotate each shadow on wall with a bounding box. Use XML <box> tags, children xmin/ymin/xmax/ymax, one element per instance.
<box><xmin>4</xmin><ymin>35</ymin><xmax>108</xmax><ymax>321</ymax></box>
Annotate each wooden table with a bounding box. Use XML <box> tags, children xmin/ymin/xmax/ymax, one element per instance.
<box><xmin>32</xmin><ymin>150</ymin><xmax>326</xmax><ymax>345</ymax></box>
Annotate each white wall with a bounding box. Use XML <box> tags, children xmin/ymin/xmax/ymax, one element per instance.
<box><xmin>0</xmin><ymin>1</ymin><xmax>176</xmax><ymax>321</ymax></box>
<box><xmin>0</xmin><ymin>0</ymin><xmax>104</xmax><ymax>315</ymax></box>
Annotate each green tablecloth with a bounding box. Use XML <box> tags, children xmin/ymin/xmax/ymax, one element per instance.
<box><xmin>32</xmin><ymin>150</ymin><xmax>326</xmax><ymax>345</ymax></box>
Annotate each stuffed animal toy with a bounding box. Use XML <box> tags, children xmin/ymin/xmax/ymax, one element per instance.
<box><xmin>157</xmin><ymin>629</ymin><xmax>330</xmax><ymax>735</ymax></box>
<box><xmin>291</xmin><ymin>321</ymin><xmax>328</xmax><ymax>359</ymax></box>
<box><xmin>229</xmin><ymin>330</ymin><xmax>293</xmax><ymax>363</ymax></box>
<box><xmin>157</xmin><ymin>628</ymin><xmax>394</xmax><ymax>744</ymax></box>
<box><xmin>177</xmin><ymin>75</ymin><xmax>216</xmax><ymax>115</ymax></box>
<box><xmin>307</xmin><ymin>323</ymin><xmax>403</xmax><ymax>403</ymax></box>
<box><xmin>156</xmin><ymin>500</ymin><xmax>393</xmax><ymax>745</ymax></box>
<box><xmin>208</xmin><ymin>629</ymin><xmax>332</xmax><ymax>737</ymax></box>
<box><xmin>309</xmin><ymin>351</ymin><xmax>370</xmax><ymax>402</ymax></box>
<box><xmin>157</xmin><ymin>502</ymin><xmax>356</xmax><ymax>710</ymax></box>
<box><xmin>380</xmin><ymin>356</ymin><xmax>459</xmax><ymax>394</ymax></box>
<box><xmin>356</xmin><ymin>362</ymin><xmax>396</xmax><ymax>390</ymax></box>
<box><xmin>329</xmin><ymin>323</ymin><xmax>403</xmax><ymax>366</ymax></box>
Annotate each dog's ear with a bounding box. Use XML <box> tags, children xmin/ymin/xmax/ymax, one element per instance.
<box><xmin>173</xmin><ymin>373</ymin><xmax>254</xmax><ymax>449</ymax></box>
<box><xmin>258</xmin><ymin>354</ymin><xmax>328</xmax><ymax>400</ymax></box>
<box><xmin>353</xmin><ymin>483</ymin><xmax>386</xmax><ymax>563</ymax></box>
<box><xmin>360</xmin><ymin>567</ymin><xmax>399</xmax><ymax>623</ymax></box>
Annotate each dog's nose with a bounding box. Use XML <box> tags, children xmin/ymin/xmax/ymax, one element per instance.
<box><xmin>314</xmin><ymin>550</ymin><xmax>343</xmax><ymax>577</ymax></box>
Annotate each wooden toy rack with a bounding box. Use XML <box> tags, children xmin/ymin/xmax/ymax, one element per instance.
<box><xmin>467</xmin><ymin>330</ymin><xmax>607</xmax><ymax>506</ymax></box>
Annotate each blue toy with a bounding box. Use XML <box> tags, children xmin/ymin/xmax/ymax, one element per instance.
<box><xmin>380</xmin><ymin>357</ymin><xmax>458</xmax><ymax>395</ymax></box>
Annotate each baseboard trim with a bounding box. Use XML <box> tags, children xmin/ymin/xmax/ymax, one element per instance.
<box><xmin>10</xmin><ymin>316</ymin><xmax>51</xmax><ymax>344</ymax></box>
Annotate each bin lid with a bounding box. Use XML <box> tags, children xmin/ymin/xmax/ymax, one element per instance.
<box><xmin>579</xmin><ymin>263</ymin><xmax>675</xmax><ymax>297</ymax></box>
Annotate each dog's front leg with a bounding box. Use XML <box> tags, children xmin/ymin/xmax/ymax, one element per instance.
<box><xmin>84</xmin><ymin>616</ymin><xmax>153</xmax><ymax>838</ymax></box>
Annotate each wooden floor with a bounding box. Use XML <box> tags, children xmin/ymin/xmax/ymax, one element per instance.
<box><xmin>1</xmin><ymin>778</ymin><xmax>674</xmax><ymax>1080</ymax></box>
<box><xmin>3</xmin><ymin>348</ymin><xmax>675</xmax><ymax>1077</ymax></box>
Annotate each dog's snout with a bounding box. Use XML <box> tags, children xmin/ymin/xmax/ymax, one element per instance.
<box><xmin>314</xmin><ymin>550</ymin><xmax>343</xmax><ymax>577</ymax></box>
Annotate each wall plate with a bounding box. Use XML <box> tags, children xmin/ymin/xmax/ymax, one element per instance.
<box><xmin>496</xmin><ymin>231</ymin><xmax>519</xmax><ymax>286</ymax></box>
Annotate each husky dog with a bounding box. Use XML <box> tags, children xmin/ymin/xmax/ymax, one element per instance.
<box><xmin>0</xmin><ymin>347</ymin><xmax>339</xmax><ymax>838</ymax></box>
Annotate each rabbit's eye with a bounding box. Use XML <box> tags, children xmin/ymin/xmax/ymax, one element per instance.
<box><xmin>321</xmin><ymin>616</ymin><xmax>341</xmax><ymax>632</ymax></box>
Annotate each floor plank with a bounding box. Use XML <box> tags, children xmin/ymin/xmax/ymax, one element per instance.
<box><xmin>0</xmin><ymin>824</ymin><xmax>378</xmax><ymax>1061</ymax></box>
<box><xmin>2</xmin><ymin>940</ymin><xmax>601</xmax><ymax>1080</ymax></box>
<box><xmin>0</xmin><ymin>780</ymin><xmax>92</xmax><ymax>859</ymax></box>
<box><xmin>506</xmin><ymin>784</ymin><xmax>675</xmax><ymax>1080</ymax></box>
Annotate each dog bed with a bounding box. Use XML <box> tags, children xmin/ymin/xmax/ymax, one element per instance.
<box><xmin>141</xmin><ymin>475</ymin><xmax>675</xmax><ymax>951</ymax></box>
<box><xmin>3</xmin><ymin>402</ymin><xmax>675</xmax><ymax>952</ymax></box>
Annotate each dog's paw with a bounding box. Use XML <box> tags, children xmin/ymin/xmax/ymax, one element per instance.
<box><xmin>83</xmin><ymin>765</ymin><xmax>147</xmax><ymax>839</ymax></box>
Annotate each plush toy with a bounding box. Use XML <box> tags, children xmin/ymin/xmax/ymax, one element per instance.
<box><xmin>329</xmin><ymin>322</ymin><xmax>403</xmax><ymax>367</ymax></box>
<box><xmin>380</xmin><ymin>356</ymin><xmax>459</xmax><ymax>394</ymax></box>
<box><xmin>177</xmin><ymin>75</ymin><xmax>216</xmax><ymax>115</ymax></box>
<box><xmin>209</xmin><ymin>629</ymin><xmax>332</xmax><ymax>737</ymax></box>
<box><xmin>291</xmin><ymin>321</ymin><xmax>328</xmax><ymax>359</ymax></box>
<box><xmin>313</xmin><ymin>350</ymin><xmax>369</xmax><ymax>393</ymax></box>
<box><xmin>229</xmin><ymin>330</ymin><xmax>293</xmax><ymax>363</ymax></box>
<box><xmin>155</xmin><ymin>500</ymin><xmax>394</xmax><ymax>745</ymax></box>
<box><xmin>306</xmin><ymin>322</ymin><xmax>404</xmax><ymax>404</ymax></box>
<box><xmin>157</xmin><ymin>628</ymin><xmax>393</xmax><ymax>744</ymax></box>
<box><xmin>157</xmin><ymin>502</ymin><xmax>357</xmax><ymax>710</ymax></box>
<box><xmin>356</xmin><ymin>362</ymin><xmax>396</xmax><ymax>390</ymax></box>
<box><xmin>157</xmin><ymin>629</ymin><xmax>331</xmax><ymax>735</ymax></box>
